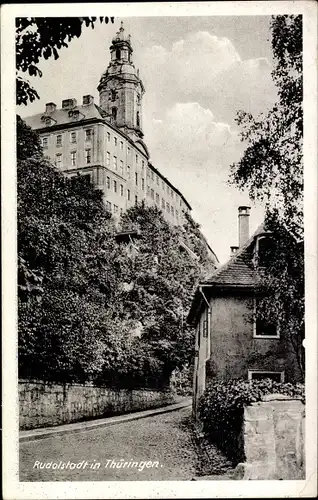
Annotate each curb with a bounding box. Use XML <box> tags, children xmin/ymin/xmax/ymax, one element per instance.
<box><xmin>20</xmin><ymin>398</ymin><xmax>192</xmax><ymax>443</ymax></box>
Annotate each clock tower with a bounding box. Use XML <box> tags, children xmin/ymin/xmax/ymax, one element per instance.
<box><xmin>98</xmin><ymin>22</ymin><xmax>145</xmax><ymax>142</ymax></box>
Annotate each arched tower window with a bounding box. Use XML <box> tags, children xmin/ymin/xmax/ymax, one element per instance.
<box><xmin>112</xmin><ymin>107</ymin><xmax>117</xmax><ymax>121</ymax></box>
<box><xmin>116</xmin><ymin>49</ymin><xmax>121</xmax><ymax>60</ymax></box>
<box><xmin>136</xmin><ymin>111</ymin><xmax>140</xmax><ymax>127</ymax></box>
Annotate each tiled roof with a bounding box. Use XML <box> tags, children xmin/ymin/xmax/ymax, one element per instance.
<box><xmin>23</xmin><ymin>103</ymin><xmax>104</xmax><ymax>130</ymax></box>
<box><xmin>201</xmin><ymin>223</ymin><xmax>265</xmax><ymax>287</ymax></box>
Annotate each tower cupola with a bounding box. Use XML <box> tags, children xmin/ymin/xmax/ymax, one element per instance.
<box><xmin>98</xmin><ymin>21</ymin><xmax>145</xmax><ymax>141</ymax></box>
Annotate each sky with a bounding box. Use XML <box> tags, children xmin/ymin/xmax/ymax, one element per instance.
<box><xmin>18</xmin><ymin>16</ymin><xmax>278</xmax><ymax>264</ymax></box>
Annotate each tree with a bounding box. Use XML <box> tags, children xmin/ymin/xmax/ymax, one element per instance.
<box><xmin>229</xmin><ymin>15</ymin><xmax>304</xmax><ymax>377</ymax></box>
<box><xmin>16</xmin><ymin>17</ymin><xmax>114</xmax><ymax>105</ymax></box>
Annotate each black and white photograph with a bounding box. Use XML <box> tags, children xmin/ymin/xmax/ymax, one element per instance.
<box><xmin>1</xmin><ymin>1</ymin><xmax>317</xmax><ymax>498</ymax></box>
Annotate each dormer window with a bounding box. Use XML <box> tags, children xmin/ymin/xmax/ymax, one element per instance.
<box><xmin>254</xmin><ymin>234</ymin><xmax>273</xmax><ymax>267</ymax></box>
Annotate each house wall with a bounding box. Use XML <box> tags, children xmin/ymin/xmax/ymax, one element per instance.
<box><xmin>207</xmin><ymin>294</ymin><xmax>301</xmax><ymax>383</ymax></box>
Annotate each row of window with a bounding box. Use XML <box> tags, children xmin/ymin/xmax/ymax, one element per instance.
<box><xmin>105</xmin><ymin>201</ymin><xmax>124</xmax><ymax>215</ymax></box>
<box><xmin>42</xmin><ymin>129</ymin><xmax>92</xmax><ymax>149</ymax></box>
<box><xmin>55</xmin><ymin>150</ymin><xmax>92</xmax><ymax>167</ymax></box>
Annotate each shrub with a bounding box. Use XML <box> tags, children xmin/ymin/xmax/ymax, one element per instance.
<box><xmin>198</xmin><ymin>378</ymin><xmax>305</xmax><ymax>463</ymax></box>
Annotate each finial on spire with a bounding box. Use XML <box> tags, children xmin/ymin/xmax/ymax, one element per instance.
<box><xmin>120</xmin><ymin>21</ymin><xmax>124</xmax><ymax>32</ymax></box>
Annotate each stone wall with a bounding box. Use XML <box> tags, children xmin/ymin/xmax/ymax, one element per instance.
<box><xmin>233</xmin><ymin>394</ymin><xmax>305</xmax><ymax>480</ymax></box>
<box><xmin>19</xmin><ymin>379</ymin><xmax>176</xmax><ymax>430</ymax></box>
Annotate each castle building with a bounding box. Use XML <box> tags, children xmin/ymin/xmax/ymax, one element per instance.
<box><xmin>23</xmin><ymin>22</ymin><xmax>191</xmax><ymax>226</ymax></box>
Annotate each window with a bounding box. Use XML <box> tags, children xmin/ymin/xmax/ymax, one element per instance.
<box><xmin>127</xmin><ymin>189</ymin><xmax>130</xmax><ymax>201</ymax></box>
<box><xmin>142</xmin><ymin>160</ymin><xmax>145</xmax><ymax>170</ymax></box>
<box><xmin>106</xmin><ymin>151</ymin><xmax>110</xmax><ymax>167</ymax></box>
<box><xmin>135</xmin><ymin>172</ymin><xmax>138</xmax><ymax>186</ymax></box>
<box><xmin>248</xmin><ymin>371</ymin><xmax>284</xmax><ymax>383</ymax></box>
<box><xmin>42</xmin><ymin>137</ymin><xmax>48</xmax><ymax>149</ymax></box>
<box><xmin>255</xmin><ymin>236</ymin><xmax>273</xmax><ymax>267</ymax></box>
<box><xmin>127</xmin><ymin>146</ymin><xmax>131</xmax><ymax>155</ymax></box>
<box><xmin>113</xmin><ymin>180</ymin><xmax>117</xmax><ymax>193</ymax></box>
<box><xmin>55</xmin><ymin>153</ymin><xmax>62</xmax><ymax>167</ymax></box>
<box><xmin>162</xmin><ymin>180</ymin><xmax>165</xmax><ymax>190</ymax></box>
<box><xmin>116</xmin><ymin>48</ymin><xmax>120</xmax><ymax>59</ymax></box>
<box><xmin>112</xmin><ymin>108</ymin><xmax>117</xmax><ymax>121</ymax></box>
<box><xmin>147</xmin><ymin>168</ymin><xmax>150</xmax><ymax>179</ymax></box>
<box><xmin>147</xmin><ymin>185</ymin><xmax>150</xmax><ymax>195</ymax></box>
<box><xmin>119</xmin><ymin>160</ymin><xmax>124</xmax><ymax>176</ymax></box>
<box><xmin>156</xmin><ymin>175</ymin><xmax>159</xmax><ymax>186</ymax></box>
<box><xmin>120</xmin><ymin>208</ymin><xmax>123</xmax><ymax>215</ymax></box>
<box><xmin>114</xmin><ymin>136</ymin><xmax>117</xmax><ymax>146</ymax></box>
<box><xmin>120</xmin><ymin>184</ymin><xmax>124</xmax><ymax>196</ymax></box>
<box><xmin>167</xmin><ymin>203</ymin><xmax>170</xmax><ymax>214</ymax></box>
<box><xmin>113</xmin><ymin>156</ymin><xmax>117</xmax><ymax>170</ymax></box>
<box><xmin>107</xmin><ymin>132</ymin><xmax>111</xmax><ymax>142</ymax></box>
<box><xmin>126</xmin><ymin>165</ymin><xmax>130</xmax><ymax>178</ymax></box>
<box><xmin>106</xmin><ymin>201</ymin><xmax>112</xmax><ymax>212</ymax></box>
<box><xmin>56</xmin><ymin>134</ymin><xmax>62</xmax><ymax>147</ymax></box>
<box><xmin>150</xmin><ymin>188</ymin><xmax>154</xmax><ymax>200</ymax></box>
<box><xmin>156</xmin><ymin>193</ymin><xmax>159</xmax><ymax>205</ymax></box>
<box><xmin>85</xmin><ymin>129</ymin><xmax>92</xmax><ymax>141</ymax></box>
<box><xmin>70</xmin><ymin>131</ymin><xmax>77</xmax><ymax>143</ymax></box>
<box><xmin>85</xmin><ymin>149</ymin><xmax>91</xmax><ymax>164</ymax></box>
<box><xmin>176</xmin><ymin>209</ymin><xmax>179</xmax><ymax>218</ymax></box>
<box><xmin>171</xmin><ymin>206</ymin><xmax>174</xmax><ymax>216</ymax></box>
<box><xmin>162</xmin><ymin>199</ymin><xmax>165</xmax><ymax>210</ymax></box>
<box><xmin>171</xmin><ymin>191</ymin><xmax>174</xmax><ymax>199</ymax></box>
<box><xmin>71</xmin><ymin>151</ymin><xmax>76</xmax><ymax>166</ymax></box>
<box><xmin>136</xmin><ymin>155</ymin><xmax>138</xmax><ymax>164</ymax></box>
<box><xmin>113</xmin><ymin>204</ymin><xmax>118</xmax><ymax>214</ymax></box>
<box><xmin>136</xmin><ymin>111</ymin><xmax>140</xmax><ymax>127</ymax></box>
<box><xmin>107</xmin><ymin>176</ymin><xmax>110</xmax><ymax>189</ymax></box>
<box><xmin>141</xmin><ymin>178</ymin><xmax>145</xmax><ymax>191</ymax></box>
<box><xmin>253</xmin><ymin>298</ymin><xmax>279</xmax><ymax>338</ymax></box>
<box><xmin>135</xmin><ymin>195</ymin><xmax>138</xmax><ymax>205</ymax></box>
<box><xmin>120</xmin><ymin>141</ymin><xmax>123</xmax><ymax>150</ymax></box>
<box><xmin>151</xmin><ymin>171</ymin><xmax>154</xmax><ymax>181</ymax></box>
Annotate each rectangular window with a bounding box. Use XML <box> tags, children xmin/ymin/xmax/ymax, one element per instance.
<box><xmin>147</xmin><ymin>168</ymin><xmax>150</xmax><ymax>179</ymax></box>
<box><xmin>85</xmin><ymin>149</ymin><xmax>91</xmax><ymax>164</ymax></box>
<box><xmin>120</xmin><ymin>160</ymin><xmax>124</xmax><ymax>176</ymax></box>
<box><xmin>127</xmin><ymin>165</ymin><xmax>131</xmax><ymax>178</ymax></box>
<box><xmin>113</xmin><ymin>204</ymin><xmax>118</xmax><ymax>214</ymax></box>
<box><xmin>248</xmin><ymin>371</ymin><xmax>284</xmax><ymax>383</ymax></box>
<box><xmin>120</xmin><ymin>184</ymin><xmax>124</xmax><ymax>196</ymax></box>
<box><xmin>113</xmin><ymin>156</ymin><xmax>117</xmax><ymax>170</ymax></box>
<box><xmin>107</xmin><ymin>176</ymin><xmax>110</xmax><ymax>189</ymax></box>
<box><xmin>141</xmin><ymin>178</ymin><xmax>145</xmax><ymax>191</ymax></box>
<box><xmin>167</xmin><ymin>202</ymin><xmax>170</xmax><ymax>213</ymax></box>
<box><xmin>147</xmin><ymin>185</ymin><xmax>150</xmax><ymax>195</ymax></box>
<box><xmin>135</xmin><ymin>172</ymin><xmax>138</xmax><ymax>186</ymax></box>
<box><xmin>85</xmin><ymin>129</ymin><xmax>92</xmax><ymax>141</ymax></box>
<box><xmin>171</xmin><ymin>191</ymin><xmax>174</xmax><ymax>199</ymax></box>
<box><xmin>107</xmin><ymin>132</ymin><xmax>111</xmax><ymax>142</ymax></box>
<box><xmin>151</xmin><ymin>188</ymin><xmax>154</xmax><ymax>200</ymax></box>
<box><xmin>55</xmin><ymin>153</ymin><xmax>62</xmax><ymax>167</ymax></box>
<box><xmin>127</xmin><ymin>146</ymin><xmax>131</xmax><ymax>155</ymax></box>
<box><xmin>71</xmin><ymin>151</ymin><xmax>76</xmax><ymax>166</ymax></box>
<box><xmin>136</xmin><ymin>155</ymin><xmax>138</xmax><ymax>164</ymax></box>
<box><xmin>171</xmin><ymin>206</ymin><xmax>174</xmax><ymax>216</ymax></box>
<box><xmin>114</xmin><ymin>137</ymin><xmax>117</xmax><ymax>146</ymax></box>
<box><xmin>162</xmin><ymin>180</ymin><xmax>165</xmax><ymax>190</ymax></box>
<box><xmin>106</xmin><ymin>201</ymin><xmax>112</xmax><ymax>212</ymax></box>
<box><xmin>120</xmin><ymin>208</ymin><xmax>123</xmax><ymax>215</ymax></box>
<box><xmin>42</xmin><ymin>137</ymin><xmax>48</xmax><ymax>149</ymax></box>
<box><xmin>162</xmin><ymin>199</ymin><xmax>165</xmax><ymax>210</ymax></box>
<box><xmin>120</xmin><ymin>141</ymin><xmax>123</xmax><ymax>150</ymax></box>
<box><xmin>176</xmin><ymin>209</ymin><xmax>179</xmax><ymax>218</ymax></box>
<box><xmin>106</xmin><ymin>151</ymin><xmax>110</xmax><ymax>166</ymax></box>
<box><xmin>113</xmin><ymin>180</ymin><xmax>117</xmax><ymax>193</ymax></box>
<box><xmin>253</xmin><ymin>299</ymin><xmax>280</xmax><ymax>338</ymax></box>
<box><xmin>142</xmin><ymin>160</ymin><xmax>144</xmax><ymax>171</ymax></box>
<box><xmin>127</xmin><ymin>189</ymin><xmax>130</xmax><ymax>201</ymax></box>
<box><xmin>151</xmin><ymin>171</ymin><xmax>154</xmax><ymax>181</ymax></box>
<box><xmin>156</xmin><ymin>193</ymin><xmax>159</xmax><ymax>205</ymax></box>
<box><xmin>70</xmin><ymin>131</ymin><xmax>77</xmax><ymax>143</ymax></box>
<box><xmin>56</xmin><ymin>134</ymin><xmax>62</xmax><ymax>147</ymax></box>
<box><xmin>135</xmin><ymin>195</ymin><xmax>138</xmax><ymax>205</ymax></box>
<box><xmin>156</xmin><ymin>175</ymin><xmax>159</xmax><ymax>185</ymax></box>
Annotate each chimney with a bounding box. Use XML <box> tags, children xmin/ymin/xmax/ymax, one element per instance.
<box><xmin>45</xmin><ymin>102</ymin><xmax>56</xmax><ymax>114</ymax></box>
<box><xmin>83</xmin><ymin>95</ymin><xmax>94</xmax><ymax>105</ymax></box>
<box><xmin>62</xmin><ymin>98</ymin><xmax>77</xmax><ymax>109</ymax></box>
<box><xmin>230</xmin><ymin>245</ymin><xmax>239</xmax><ymax>256</ymax></box>
<box><xmin>238</xmin><ymin>206</ymin><xmax>251</xmax><ymax>247</ymax></box>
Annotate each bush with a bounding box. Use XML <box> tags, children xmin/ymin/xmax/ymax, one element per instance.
<box><xmin>198</xmin><ymin>378</ymin><xmax>305</xmax><ymax>463</ymax></box>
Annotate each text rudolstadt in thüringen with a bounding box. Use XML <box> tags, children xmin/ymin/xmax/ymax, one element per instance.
<box><xmin>33</xmin><ymin>459</ymin><xmax>163</xmax><ymax>472</ymax></box>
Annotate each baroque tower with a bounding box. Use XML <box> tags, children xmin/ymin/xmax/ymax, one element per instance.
<box><xmin>98</xmin><ymin>22</ymin><xmax>145</xmax><ymax>142</ymax></box>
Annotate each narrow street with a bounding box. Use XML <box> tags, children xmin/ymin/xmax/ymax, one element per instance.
<box><xmin>20</xmin><ymin>406</ymin><xmax>199</xmax><ymax>481</ymax></box>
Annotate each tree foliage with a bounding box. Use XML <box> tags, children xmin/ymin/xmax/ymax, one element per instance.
<box><xmin>16</xmin><ymin>17</ymin><xmax>115</xmax><ymax>106</ymax></box>
<box><xmin>229</xmin><ymin>15</ymin><xmax>304</xmax><ymax>377</ymax></box>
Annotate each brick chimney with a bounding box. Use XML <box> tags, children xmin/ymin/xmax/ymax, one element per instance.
<box><xmin>83</xmin><ymin>95</ymin><xmax>94</xmax><ymax>105</ymax></box>
<box><xmin>238</xmin><ymin>206</ymin><xmax>251</xmax><ymax>247</ymax></box>
<box><xmin>45</xmin><ymin>102</ymin><xmax>56</xmax><ymax>113</ymax></box>
<box><xmin>62</xmin><ymin>98</ymin><xmax>77</xmax><ymax>109</ymax></box>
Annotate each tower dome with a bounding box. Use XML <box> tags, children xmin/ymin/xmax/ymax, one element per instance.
<box><xmin>97</xmin><ymin>21</ymin><xmax>145</xmax><ymax>141</ymax></box>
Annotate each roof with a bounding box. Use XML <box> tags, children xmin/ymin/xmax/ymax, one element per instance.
<box><xmin>187</xmin><ymin>223</ymin><xmax>266</xmax><ymax>325</ymax></box>
<box><xmin>23</xmin><ymin>103</ymin><xmax>104</xmax><ymax>130</ymax></box>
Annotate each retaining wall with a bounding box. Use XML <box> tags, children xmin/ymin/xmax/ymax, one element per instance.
<box><xmin>19</xmin><ymin>379</ymin><xmax>176</xmax><ymax>430</ymax></box>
